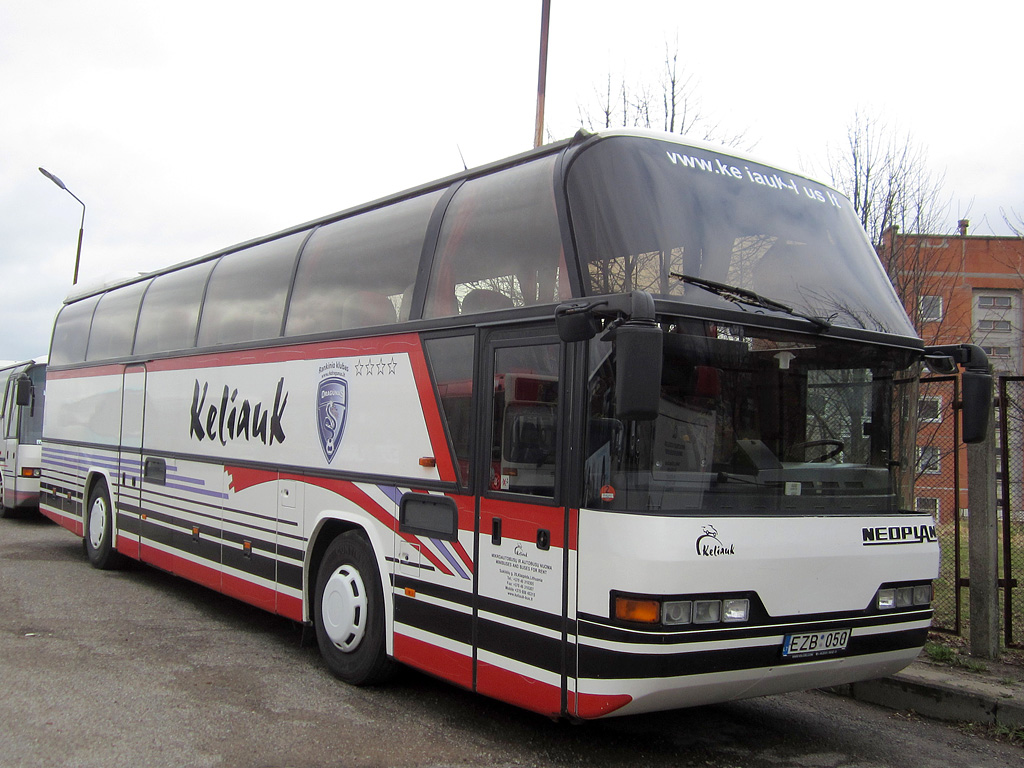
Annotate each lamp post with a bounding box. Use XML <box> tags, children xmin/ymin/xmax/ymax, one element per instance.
<box><xmin>38</xmin><ymin>166</ymin><xmax>86</xmax><ymax>285</ymax></box>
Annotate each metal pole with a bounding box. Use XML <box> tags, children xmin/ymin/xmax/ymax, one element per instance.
<box><xmin>968</xmin><ymin>378</ymin><xmax>1000</xmax><ymax>659</ymax></box>
<box><xmin>533</xmin><ymin>0</ymin><xmax>551</xmax><ymax>148</ymax></box>
<box><xmin>39</xmin><ymin>167</ymin><xmax>86</xmax><ymax>284</ymax></box>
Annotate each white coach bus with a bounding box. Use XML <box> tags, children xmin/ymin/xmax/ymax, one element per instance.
<box><xmin>1</xmin><ymin>357</ymin><xmax>46</xmax><ymax>516</ymax></box>
<box><xmin>40</xmin><ymin>129</ymin><xmax>991</xmax><ymax>719</ymax></box>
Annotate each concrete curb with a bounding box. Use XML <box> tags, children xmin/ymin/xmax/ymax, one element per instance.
<box><xmin>829</xmin><ymin>664</ymin><xmax>1024</xmax><ymax>729</ymax></box>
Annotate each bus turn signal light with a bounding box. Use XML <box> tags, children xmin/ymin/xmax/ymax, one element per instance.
<box><xmin>22</xmin><ymin>467</ymin><xmax>40</xmax><ymax>478</ymax></box>
<box><xmin>615</xmin><ymin>597</ymin><xmax>660</xmax><ymax>624</ymax></box>
<box><xmin>419</xmin><ymin>457</ymin><xmax>436</xmax><ymax>468</ymax></box>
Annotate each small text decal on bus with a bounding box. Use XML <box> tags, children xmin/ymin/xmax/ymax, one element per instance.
<box><xmin>189</xmin><ymin>378</ymin><xmax>289</xmax><ymax>446</ymax></box>
<box><xmin>317</xmin><ymin>361</ymin><xmax>350</xmax><ymax>464</ymax></box>
<box><xmin>861</xmin><ymin>525</ymin><xmax>937</xmax><ymax>546</ymax></box>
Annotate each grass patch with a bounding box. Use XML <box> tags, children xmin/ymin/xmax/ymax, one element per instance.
<box><xmin>924</xmin><ymin>640</ymin><xmax>989</xmax><ymax>673</ymax></box>
<box><xmin>961</xmin><ymin>721</ymin><xmax>1024</xmax><ymax>747</ymax></box>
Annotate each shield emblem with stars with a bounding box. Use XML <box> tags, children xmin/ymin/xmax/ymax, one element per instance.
<box><xmin>316</xmin><ymin>376</ymin><xmax>348</xmax><ymax>463</ymax></box>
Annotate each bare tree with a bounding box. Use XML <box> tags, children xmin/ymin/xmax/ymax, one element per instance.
<box><xmin>828</xmin><ymin>110</ymin><xmax>948</xmax><ymax>247</ymax></box>
<box><xmin>1001</xmin><ymin>206</ymin><xmax>1024</xmax><ymax>237</ymax></box>
<box><xmin>577</xmin><ymin>41</ymin><xmax>748</xmax><ymax>148</ymax></box>
<box><xmin>827</xmin><ymin>110</ymin><xmax>958</xmax><ymax>337</ymax></box>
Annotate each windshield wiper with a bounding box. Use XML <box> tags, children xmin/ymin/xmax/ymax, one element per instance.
<box><xmin>670</xmin><ymin>273</ymin><xmax>832</xmax><ymax>332</ymax></box>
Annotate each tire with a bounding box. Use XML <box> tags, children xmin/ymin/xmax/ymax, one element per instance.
<box><xmin>314</xmin><ymin>531</ymin><xmax>395</xmax><ymax>685</ymax></box>
<box><xmin>84</xmin><ymin>481</ymin><xmax>124</xmax><ymax>570</ymax></box>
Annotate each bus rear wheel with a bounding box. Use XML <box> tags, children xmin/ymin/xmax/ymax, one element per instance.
<box><xmin>314</xmin><ymin>531</ymin><xmax>395</xmax><ymax>686</ymax></box>
<box><xmin>84</xmin><ymin>481</ymin><xmax>124</xmax><ymax>570</ymax></box>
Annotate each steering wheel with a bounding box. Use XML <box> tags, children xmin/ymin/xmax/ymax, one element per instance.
<box><xmin>788</xmin><ymin>439</ymin><xmax>844</xmax><ymax>462</ymax></box>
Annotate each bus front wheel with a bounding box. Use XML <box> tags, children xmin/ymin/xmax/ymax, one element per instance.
<box><xmin>84</xmin><ymin>481</ymin><xmax>123</xmax><ymax>570</ymax></box>
<box><xmin>314</xmin><ymin>531</ymin><xmax>395</xmax><ymax>685</ymax></box>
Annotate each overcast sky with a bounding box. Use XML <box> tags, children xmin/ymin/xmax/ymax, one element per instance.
<box><xmin>2</xmin><ymin>0</ymin><xmax>1021</xmax><ymax>362</ymax></box>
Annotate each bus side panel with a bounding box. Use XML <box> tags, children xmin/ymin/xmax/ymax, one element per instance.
<box><xmin>40</xmin><ymin>368</ymin><xmax>125</xmax><ymax>534</ymax></box>
<box><xmin>391</xmin><ymin>492</ymin><xmax>475</xmax><ymax>691</ymax></box>
<box><xmin>574</xmin><ymin>510</ymin><xmax>939</xmax><ymax>717</ymax></box>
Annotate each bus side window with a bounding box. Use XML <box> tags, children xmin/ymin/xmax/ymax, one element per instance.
<box><xmin>86</xmin><ymin>280</ymin><xmax>149</xmax><ymax>361</ymax></box>
<box><xmin>491</xmin><ymin>344</ymin><xmax>560</xmax><ymax>497</ymax></box>
<box><xmin>49</xmin><ymin>295</ymin><xmax>100</xmax><ymax>367</ymax></box>
<box><xmin>423</xmin><ymin>334</ymin><xmax>475</xmax><ymax>487</ymax></box>
<box><xmin>284</xmin><ymin>191</ymin><xmax>442</xmax><ymax>337</ymax></box>
<box><xmin>134</xmin><ymin>262</ymin><xmax>215</xmax><ymax>355</ymax></box>
<box><xmin>423</xmin><ymin>156</ymin><xmax>564</xmax><ymax>319</ymax></box>
<box><xmin>197</xmin><ymin>233</ymin><xmax>302</xmax><ymax>347</ymax></box>
<box><xmin>3</xmin><ymin>378</ymin><xmax>16</xmax><ymax>439</ymax></box>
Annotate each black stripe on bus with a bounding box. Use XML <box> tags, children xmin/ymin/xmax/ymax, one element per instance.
<box><xmin>117</xmin><ymin>500</ymin><xmax>305</xmax><ymax>590</ymax></box>
<box><xmin>576</xmin><ymin>608</ymin><xmax>932</xmax><ymax>646</ymax></box>
<box><xmin>577</xmin><ymin>627</ymin><xmax>928</xmax><ymax>681</ymax></box>
<box><xmin>476</xmin><ymin>614</ymin><xmax>563</xmax><ymax>675</ymax></box>
<box><xmin>395</xmin><ymin>593</ymin><xmax>473</xmax><ymax>646</ymax></box>
<box><xmin>394</xmin><ymin>573</ymin><xmax>571</xmax><ymax>637</ymax></box>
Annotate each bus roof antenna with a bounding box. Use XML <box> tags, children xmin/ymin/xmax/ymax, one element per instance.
<box><xmin>456</xmin><ymin>145</ymin><xmax>468</xmax><ymax>171</ymax></box>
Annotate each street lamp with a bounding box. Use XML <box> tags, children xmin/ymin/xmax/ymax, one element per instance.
<box><xmin>38</xmin><ymin>166</ymin><xmax>86</xmax><ymax>285</ymax></box>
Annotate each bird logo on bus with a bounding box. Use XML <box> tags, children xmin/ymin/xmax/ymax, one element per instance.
<box><xmin>317</xmin><ymin>375</ymin><xmax>348</xmax><ymax>464</ymax></box>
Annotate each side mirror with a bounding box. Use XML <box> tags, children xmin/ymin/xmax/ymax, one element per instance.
<box><xmin>614</xmin><ymin>322</ymin><xmax>662</xmax><ymax>420</ymax></box>
<box><xmin>15</xmin><ymin>376</ymin><xmax>32</xmax><ymax>407</ymax></box>
<box><xmin>924</xmin><ymin>344</ymin><xmax>992</xmax><ymax>445</ymax></box>
<box><xmin>961</xmin><ymin>370</ymin><xmax>992</xmax><ymax>444</ymax></box>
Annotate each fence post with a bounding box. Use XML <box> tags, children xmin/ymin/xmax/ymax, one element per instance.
<box><xmin>967</xmin><ymin>391</ymin><xmax>1000</xmax><ymax>659</ymax></box>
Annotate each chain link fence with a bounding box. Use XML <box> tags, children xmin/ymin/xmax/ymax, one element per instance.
<box><xmin>917</xmin><ymin>376</ymin><xmax>963</xmax><ymax>636</ymax></box>
<box><xmin>998</xmin><ymin>377</ymin><xmax>1024</xmax><ymax>648</ymax></box>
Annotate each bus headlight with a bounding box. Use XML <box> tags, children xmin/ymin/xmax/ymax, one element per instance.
<box><xmin>662</xmin><ymin>600</ymin><xmax>692</xmax><ymax>625</ymax></box>
<box><xmin>723</xmin><ymin>598</ymin><xmax>750</xmax><ymax>623</ymax></box>
<box><xmin>693</xmin><ymin>600</ymin><xmax>722</xmax><ymax>624</ymax></box>
<box><xmin>21</xmin><ymin>468</ymin><xmax>40</xmax><ymax>478</ymax></box>
<box><xmin>877</xmin><ymin>583</ymin><xmax>932</xmax><ymax>610</ymax></box>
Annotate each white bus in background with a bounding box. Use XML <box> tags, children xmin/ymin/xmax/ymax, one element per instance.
<box><xmin>1</xmin><ymin>357</ymin><xmax>46</xmax><ymax>516</ymax></box>
<box><xmin>39</xmin><ymin>129</ymin><xmax>992</xmax><ymax>719</ymax></box>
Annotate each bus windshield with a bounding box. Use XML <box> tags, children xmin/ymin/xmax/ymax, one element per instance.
<box><xmin>584</xmin><ymin>321</ymin><xmax>918</xmax><ymax>515</ymax></box>
<box><xmin>566</xmin><ymin>135</ymin><xmax>916</xmax><ymax>337</ymax></box>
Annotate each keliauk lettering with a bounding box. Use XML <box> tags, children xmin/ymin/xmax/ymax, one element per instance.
<box><xmin>189</xmin><ymin>377</ymin><xmax>289</xmax><ymax>446</ymax></box>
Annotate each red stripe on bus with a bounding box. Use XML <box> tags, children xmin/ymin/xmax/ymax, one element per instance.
<box><xmin>46</xmin><ymin>364</ymin><xmax>127</xmax><ymax>380</ymax></box>
<box><xmin>452</xmin><ymin>540</ymin><xmax>474</xmax><ymax>575</ymax></box>
<box><xmin>393</xmin><ymin>633</ymin><xmax>473</xmax><ymax>689</ymax></box>
<box><xmin>568</xmin><ymin>690</ymin><xmax>633</xmax><ymax>719</ymax></box>
<box><xmin>475</xmin><ymin>661</ymin><xmax>562</xmax><ymax>718</ymax></box>
<box><xmin>40</xmin><ymin>503</ymin><xmax>82</xmax><ymax>535</ymax></box>
<box><xmin>480</xmin><ymin>498</ymin><xmax>568</xmax><ymax>549</ymax></box>
<box><xmin>138</xmin><ymin>542</ymin><xmax>303</xmax><ymax>621</ymax></box>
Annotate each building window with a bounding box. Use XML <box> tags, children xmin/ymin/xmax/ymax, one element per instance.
<box><xmin>919</xmin><ymin>295</ymin><xmax>943</xmax><ymax>322</ymax></box>
<box><xmin>917</xmin><ymin>446</ymin><xmax>941</xmax><ymax>474</ymax></box>
<box><xmin>918</xmin><ymin>396</ymin><xmax>941</xmax><ymax>423</ymax></box>
<box><xmin>982</xmin><ymin>346</ymin><xmax>1011</xmax><ymax>358</ymax></box>
<box><xmin>978</xmin><ymin>319</ymin><xmax>1012</xmax><ymax>332</ymax></box>
<box><xmin>978</xmin><ymin>296</ymin><xmax>1012</xmax><ymax>309</ymax></box>
<box><xmin>916</xmin><ymin>497</ymin><xmax>939</xmax><ymax>516</ymax></box>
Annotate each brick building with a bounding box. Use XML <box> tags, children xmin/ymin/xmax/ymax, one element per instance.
<box><xmin>880</xmin><ymin>223</ymin><xmax>1024</xmax><ymax>523</ymax></box>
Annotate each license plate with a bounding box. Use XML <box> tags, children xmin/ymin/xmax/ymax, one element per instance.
<box><xmin>782</xmin><ymin>628</ymin><xmax>851</xmax><ymax>659</ymax></box>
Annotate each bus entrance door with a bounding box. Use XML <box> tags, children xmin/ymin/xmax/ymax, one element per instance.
<box><xmin>474</xmin><ymin>333</ymin><xmax>569</xmax><ymax>718</ymax></box>
<box><xmin>115</xmin><ymin>364</ymin><xmax>146</xmax><ymax>559</ymax></box>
